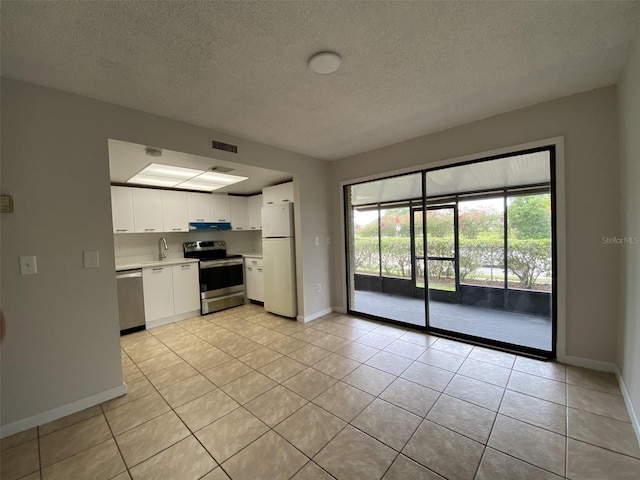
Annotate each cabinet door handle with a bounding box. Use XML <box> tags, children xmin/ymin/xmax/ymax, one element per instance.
<box><xmin>251</xmin><ymin>260</ymin><xmax>257</xmax><ymax>265</ymax></box>
<box><xmin>250</xmin><ymin>227</ymin><xmax>256</xmax><ymax>230</ymax></box>
<box><xmin>116</xmin><ymin>229</ymin><xmax>128</xmax><ymax>232</ymax></box>
<box><xmin>145</xmin><ymin>228</ymin><xmax>155</xmax><ymax>232</ymax></box>
<box><xmin>257</xmin><ymin>267</ymin><xmax>263</xmax><ymax>272</ymax></box>
<box><xmin>247</xmin><ymin>267</ymin><xmax>253</xmax><ymax>271</ymax></box>
<box><xmin>172</xmin><ymin>228</ymin><xmax>182</xmax><ymax>231</ymax></box>
<box><xmin>152</xmin><ymin>268</ymin><xmax>163</xmax><ymax>272</ymax></box>
<box><xmin>181</xmin><ymin>264</ymin><xmax>191</xmax><ymax>268</ymax></box>
<box><xmin>266</xmin><ymin>201</ymin><xmax>274</xmax><ymax>205</ymax></box>
<box><xmin>196</xmin><ymin>218</ymin><xmax>205</xmax><ymax>221</ymax></box>
<box><xmin>218</xmin><ymin>219</ymin><xmax>226</xmax><ymax>222</ymax></box>
<box><xmin>282</xmin><ymin>199</ymin><xmax>289</xmax><ymax>202</ymax></box>
<box><xmin>236</xmin><ymin>227</ymin><xmax>243</xmax><ymax>230</ymax></box>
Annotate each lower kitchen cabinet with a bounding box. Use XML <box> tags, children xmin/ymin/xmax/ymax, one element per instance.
<box><xmin>142</xmin><ymin>266</ymin><xmax>174</xmax><ymax>323</ymax></box>
<box><xmin>142</xmin><ymin>262</ymin><xmax>199</xmax><ymax>327</ymax></box>
<box><xmin>172</xmin><ymin>262</ymin><xmax>200</xmax><ymax>314</ymax></box>
<box><xmin>244</xmin><ymin>257</ymin><xmax>264</xmax><ymax>302</ymax></box>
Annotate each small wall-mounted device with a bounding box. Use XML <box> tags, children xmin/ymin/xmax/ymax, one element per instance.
<box><xmin>1</xmin><ymin>194</ymin><xmax>14</xmax><ymax>213</ymax></box>
<box><xmin>20</xmin><ymin>256</ymin><xmax>38</xmax><ymax>275</ymax></box>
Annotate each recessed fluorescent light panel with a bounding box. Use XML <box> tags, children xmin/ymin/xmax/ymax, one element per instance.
<box><xmin>127</xmin><ymin>163</ymin><xmax>248</xmax><ymax>191</ymax></box>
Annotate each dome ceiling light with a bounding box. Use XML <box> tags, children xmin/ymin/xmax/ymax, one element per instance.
<box><xmin>308</xmin><ymin>52</ymin><xmax>342</xmax><ymax>75</ymax></box>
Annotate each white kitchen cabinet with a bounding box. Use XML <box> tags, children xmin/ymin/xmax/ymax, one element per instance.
<box><xmin>245</xmin><ymin>256</ymin><xmax>264</xmax><ymax>302</ymax></box>
<box><xmin>132</xmin><ymin>188</ymin><xmax>164</xmax><ymax>233</ymax></box>
<box><xmin>210</xmin><ymin>193</ymin><xmax>231</xmax><ymax>222</ymax></box>
<box><xmin>142</xmin><ymin>266</ymin><xmax>175</xmax><ymax>322</ymax></box>
<box><xmin>161</xmin><ymin>190</ymin><xmax>189</xmax><ymax>232</ymax></box>
<box><xmin>111</xmin><ymin>186</ymin><xmax>134</xmax><ymax>234</ymax></box>
<box><xmin>187</xmin><ymin>192</ymin><xmax>213</xmax><ymax>223</ymax></box>
<box><xmin>172</xmin><ymin>262</ymin><xmax>200</xmax><ymax>314</ymax></box>
<box><xmin>247</xmin><ymin>195</ymin><xmax>262</xmax><ymax>230</ymax></box>
<box><xmin>229</xmin><ymin>195</ymin><xmax>248</xmax><ymax>230</ymax></box>
<box><xmin>262</xmin><ymin>182</ymin><xmax>293</xmax><ymax>206</ymax></box>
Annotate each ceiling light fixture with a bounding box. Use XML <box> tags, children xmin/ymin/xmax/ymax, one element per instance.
<box><xmin>127</xmin><ymin>163</ymin><xmax>248</xmax><ymax>192</ymax></box>
<box><xmin>308</xmin><ymin>51</ymin><xmax>342</xmax><ymax>75</ymax></box>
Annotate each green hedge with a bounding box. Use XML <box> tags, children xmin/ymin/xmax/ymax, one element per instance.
<box><xmin>354</xmin><ymin>236</ymin><xmax>551</xmax><ymax>289</ymax></box>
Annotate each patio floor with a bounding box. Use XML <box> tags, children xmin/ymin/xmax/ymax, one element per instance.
<box><xmin>353</xmin><ymin>290</ymin><xmax>552</xmax><ymax>351</ymax></box>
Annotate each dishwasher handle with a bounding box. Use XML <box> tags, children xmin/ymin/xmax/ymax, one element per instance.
<box><xmin>116</xmin><ymin>270</ymin><xmax>142</xmax><ymax>280</ymax></box>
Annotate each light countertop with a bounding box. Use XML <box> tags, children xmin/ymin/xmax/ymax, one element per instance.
<box><xmin>116</xmin><ymin>257</ymin><xmax>199</xmax><ymax>272</ymax></box>
<box><xmin>242</xmin><ymin>253</ymin><xmax>263</xmax><ymax>258</ymax></box>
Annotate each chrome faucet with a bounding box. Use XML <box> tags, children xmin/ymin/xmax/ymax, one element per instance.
<box><xmin>159</xmin><ymin>237</ymin><xmax>168</xmax><ymax>260</ymax></box>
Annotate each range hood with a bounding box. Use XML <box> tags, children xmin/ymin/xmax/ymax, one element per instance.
<box><xmin>188</xmin><ymin>222</ymin><xmax>232</xmax><ymax>231</ymax></box>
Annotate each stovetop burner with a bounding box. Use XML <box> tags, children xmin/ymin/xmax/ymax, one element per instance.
<box><xmin>183</xmin><ymin>240</ymin><xmax>237</xmax><ymax>261</ymax></box>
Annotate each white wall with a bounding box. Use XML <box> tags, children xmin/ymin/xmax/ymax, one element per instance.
<box><xmin>618</xmin><ymin>23</ymin><xmax>640</xmax><ymax>427</ymax></box>
<box><xmin>329</xmin><ymin>86</ymin><xmax>621</xmax><ymax>364</ymax></box>
<box><xmin>0</xmin><ymin>78</ymin><xmax>331</xmax><ymax>432</ymax></box>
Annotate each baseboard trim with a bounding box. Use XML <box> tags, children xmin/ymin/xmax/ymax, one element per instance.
<box><xmin>558</xmin><ymin>354</ymin><xmax>617</xmax><ymax>372</ymax></box>
<box><xmin>146</xmin><ymin>310</ymin><xmax>200</xmax><ymax>329</ymax></box>
<box><xmin>615</xmin><ymin>366</ymin><xmax>640</xmax><ymax>446</ymax></box>
<box><xmin>0</xmin><ymin>383</ymin><xmax>127</xmax><ymax>439</ymax></box>
<box><xmin>297</xmin><ymin>307</ymin><xmax>333</xmax><ymax>323</ymax></box>
<box><xmin>332</xmin><ymin>306</ymin><xmax>347</xmax><ymax>314</ymax></box>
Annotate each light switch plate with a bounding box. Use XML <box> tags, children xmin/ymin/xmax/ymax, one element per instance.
<box><xmin>1</xmin><ymin>195</ymin><xmax>14</xmax><ymax>213</ymax></box>
<box><xmin>19</xmin><ymin>256</ymin><xmax>37</xmax><ymax>275</ymax></box>
<box><xmin>83</xmin><ymin>250</ymin><xmax>100</xmax><ymax>269</ymax></box>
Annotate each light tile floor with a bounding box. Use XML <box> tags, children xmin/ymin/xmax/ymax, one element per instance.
<box><xmin>2</xmin><ymin>304</ymin><xmax>639</xmax><ymax>480</ymax></box>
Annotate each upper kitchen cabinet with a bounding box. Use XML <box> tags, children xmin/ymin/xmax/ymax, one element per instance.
<box><xmin>187</xmin><ymin>192</ymin><xmax>213</xmax><ymax>222</ymax></box>
<box><xmin>111</xmin><ymin>186</ymin><xmax>134</xmax><ymax>234</ymax></box>
<box><xmin>187</xmin><ymin>192</ymin><xmax>230</xmax><ymax>223</ymax></box>
<box><xmin>132</xmin><ymin>188</ymin><xmax>163</xmax><ymax>233</ymax></box>
<box><xmin>210</xmin><ymin>193</ymin><xmax>230</xmax><ymax>223</ymax></box>
<box><xmin>247</xmin><ymin>195</ymin><xmax>262</xmax><ymax>230</ymax></box>
<box><xmin>161</xmin><ymin>190</ymin><xmax>189</xmax><ymax>232</ymax></box>
<box><xmin>229</xmin><ymin>195</ymin><xmax>247</xmax><ymax>230</ymax></box>
<box><xmin>262</xmin><ymin>182</ymin><xmax>293</xmax><ymax>206</ymax></box>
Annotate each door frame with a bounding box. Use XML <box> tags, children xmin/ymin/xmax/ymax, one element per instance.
<box><xmin>342</xmin><ymin>140</ymin><xmax>562</xmax><ymax>360</ymax></box>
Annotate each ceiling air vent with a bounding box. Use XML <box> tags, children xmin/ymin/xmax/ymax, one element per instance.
<box><xmin>211</xmin><ymin>140</ymin><xmax>238</xmax><ymax>154</ymax></box>
<box><xmin>210</xmin><ymin>166</ymin><xmax>234</xmax><ymax>173</ymax></box>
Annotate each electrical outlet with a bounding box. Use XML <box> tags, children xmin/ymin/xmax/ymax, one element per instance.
<box><xmin>19</xmin><ymin>255</ymin><xmax>38</xmax><ymax>275</ymax></box>
<box><xmin>316</xmin><ymin>283</ymin><xmax>322</xmax><ymax>293</ymax></box>
<box><xmin>315</xmin><ymin>236</ymin><xmax>320</xmax><ymax>246</ymax></box>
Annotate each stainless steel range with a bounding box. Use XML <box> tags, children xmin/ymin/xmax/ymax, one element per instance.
<box><xmin>183</xmin><ymin>240</ymin><xmax>244</xmax><ymax>314</ymax></box>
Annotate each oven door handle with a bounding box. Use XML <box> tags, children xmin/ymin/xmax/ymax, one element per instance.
<box><xmin>200</xmin><ymin>259</ymin><xmax>244</xmax><ymax>268</ymax></box>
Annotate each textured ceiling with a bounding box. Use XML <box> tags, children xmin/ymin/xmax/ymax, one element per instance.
<box><xmin>2</xmin><ymin>1</ymin><xmax>639</xmax><ymax>161</ymax></box>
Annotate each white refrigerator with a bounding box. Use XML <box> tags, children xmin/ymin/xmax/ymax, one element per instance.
<box><xmin>262</xmin><ymin>203</ymin><xmax>297</xmax><ymax>318</ymax></box>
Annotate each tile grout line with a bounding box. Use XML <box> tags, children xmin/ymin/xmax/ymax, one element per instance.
<box><xmin>473</xmin><ymin>361</ymin><xmax>514</xmax><ymax>480</ymax></box>
<box><xmin>99</xmin><ymin>402</ymin><xmax>131</xmax><ymax>480</ymax></box>
<box><xmin>565</xmin><ymin>380</ymin><xmax>569</xmax><ymax>479</ymax></box>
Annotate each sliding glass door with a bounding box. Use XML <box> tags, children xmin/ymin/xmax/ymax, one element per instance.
<box><xmin>346</xmin><ymin>173</ymin><xmax>426</xmax><ymax>327</ymax></box>
<box><xmin>345</xmin><ymin>147</ymin><xmax>556</xmax><ymax>357</ymax></box>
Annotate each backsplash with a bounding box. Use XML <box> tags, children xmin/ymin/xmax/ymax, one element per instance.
<box><xmin>114</xmin><ymin>230</ymin><xmax>262</xmax><ymax>265</ymax></box>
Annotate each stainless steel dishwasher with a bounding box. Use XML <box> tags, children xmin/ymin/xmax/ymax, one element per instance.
<box><xmin>116</xmin><ymin>269</ymin><xmax>146</xmax><ymax>334</ymax></box>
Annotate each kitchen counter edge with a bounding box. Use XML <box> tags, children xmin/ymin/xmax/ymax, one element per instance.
<box><xmin>116</xmin><ymin>258</ymin><xmax>200</xmax><ymax>272</ymax></box>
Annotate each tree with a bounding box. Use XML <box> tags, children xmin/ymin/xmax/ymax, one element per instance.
<box><xmin>508</xmin><ymin>194</ymin><xmax>551</xmax><ymax>239</ymax></box>
<box><xmin>507</xmin><ymin>239</ymin><xmax>552</xmax><ymax>289</ymax></box>
<box><xmin>458</xmin><ymin>208</ymin><xmax>503</xmax><ymax>240</ymax></box>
